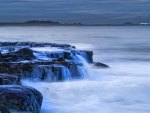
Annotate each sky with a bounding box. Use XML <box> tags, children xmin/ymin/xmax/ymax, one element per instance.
<box><xmin>0</xmin><ymin>0</ymin><xmax>150</xmax><ymax>24</ymax></box>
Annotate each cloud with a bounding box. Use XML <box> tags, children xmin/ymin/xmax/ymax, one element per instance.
<box><xmin>0</xmin><ymin>0</ymin><xmax>149</xmax><ymax>24</ymax></box>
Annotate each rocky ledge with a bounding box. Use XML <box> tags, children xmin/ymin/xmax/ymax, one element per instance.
<box><xmin>0</xmin><ymin>42</ymin><xmax>109</xmax><ymax>112</ymax></box>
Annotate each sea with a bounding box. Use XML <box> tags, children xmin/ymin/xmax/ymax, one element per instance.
<box><xmin>0</xmin><ymin>26</ymin><xmax>150</xmax><ymax>113</ymax></box>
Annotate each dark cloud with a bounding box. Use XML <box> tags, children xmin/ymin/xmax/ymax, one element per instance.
<box><xmin>0</xmin><ymin>0</ymin><xmax>149</xmax><ymax>24</ymax></box>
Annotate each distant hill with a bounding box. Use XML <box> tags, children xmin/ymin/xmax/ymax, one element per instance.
<box><xmin>24</xmin><ymin>20</ymin><xmax>60</xmax><ymax>25</ymax></box>
<box><xmin>0</xmin><ymin>20</ymin><xmax>149</xmax><ymax>26</ymax></box>
<box><xmin>0</xmin><ymin>20</ymin><xmax>61</xmax><ymax>26</ymax></box>
<box><xmin>121</xmin><ymin>22</ymin><xmax>137</xmax><ymax>26</ymax></box>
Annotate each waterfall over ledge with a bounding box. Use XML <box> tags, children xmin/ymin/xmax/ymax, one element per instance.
<box><xmin>0</xmin><ymin>42</ymin><xmax>108</xmax><ymax>83</ymax></box>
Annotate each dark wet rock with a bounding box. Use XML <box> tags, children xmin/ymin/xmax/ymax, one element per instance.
<box><xmin>0</xmin><ymin>54</ymin><xmax>18</xmax><ymax>62</ymax></box>
<box><xmin>0</xmin><ymin>42</ymin><xmax>109</xmax><ymax>113</ymax></box>
<box><xmin>0</xmin><ymin>61</ymin><xmax>84</xmax><ymax>81</ymax></box>
<box><xmin>0</xmin><ymin>85</ymin><xmax>43</xmax><ymax>113</ymax></box>
<box><xmin>47</xmin><ymin>51</ymin><xmax>73</xmax><ymax>60</ymax></box>
<box><xmin>93</xmin><ymin>62</ymin><xmax>109</xmax><ymax>68</ymax></box>
<box><xmin>64</xmin><ymin>52</ymin><xmax>71</xmax><ymax>59</ymax></box>
<box><xmin>0</xmin><ymin>105</ymin><xmax>10</xmax><ymax>113</ymax></box>
<box><xmin>16</xmin><ymin>48</ymin><xmax>35</xmax><ymax>60</ymax></box>
<box><xmin>0</xmin><ymin>45</ymin><xmax>89</xmax><ymax>81</ymax></box>
<box><xmin>0</xmin><ymin>48</ymin><xmax>35</xmax><ymax>62</ymax></box>
<box><xmin>0</xmin><ymin>42</ymin><xmax>108</xmax><ymax>81</ymax></box>
<box><xmin>0</xmin><ymin>74</ymin><xmax>20</xmax><ymax>85</ymax></box>
<box><xmin>79</xmin><ymin>50</ymin><xmax>93</xmax><ymax>63</ymax></box>
<box><xmin>0</xmin><ymin>42</ymin><xmax>74</xmax><ymax>49</ymax></box>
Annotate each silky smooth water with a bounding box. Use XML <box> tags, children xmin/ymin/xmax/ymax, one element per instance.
<box><xmin>1</xmin><ymin>26</ymin><xmax>150</xmax><ymax>113</ymax></box>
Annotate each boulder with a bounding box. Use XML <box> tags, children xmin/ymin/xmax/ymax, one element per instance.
<box><xmin>0</xmin><ymin>48</ymin><xmax>35</xmax><ymax>62</ymax></box>
<box><xmin>16</xmin><ymin>48</ymin><xmax>35</xmax><ymax>60</ymax></box>
<box><xmin>93</xmin><ymin>62</ymin><xmax>109</xmax><ymax>68</ymax></box>
<box><xmin>0</xmin><ymin>105</ymin><xmax>10</xmax><ymax>113</ymax></box>
<box><xmin>0</xmin><ymin>85</ymin><xmax>43</xmax><ymax>113</ymax></box>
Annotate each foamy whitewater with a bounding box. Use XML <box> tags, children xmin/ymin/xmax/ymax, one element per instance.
<box><xmin>1</xmin><ymin>26</ymin><xmax>150</xmax><ymax>113</ymax></box>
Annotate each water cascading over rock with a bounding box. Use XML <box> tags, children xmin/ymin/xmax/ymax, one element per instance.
<box><xmin>0</xmin><ymin>42</ymin><xmax>109</xmax><ymax>113</ymax></box>
<box><xmin>0</xmin><ymin>42</ymin><xmax>97</xmax><ymax>82</ymax></box>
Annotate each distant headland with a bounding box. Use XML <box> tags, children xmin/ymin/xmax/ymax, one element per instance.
<box><xmin>0</xmin><ymin>20</ymin><xmax>149</xmax><ymax>26</ymax></box>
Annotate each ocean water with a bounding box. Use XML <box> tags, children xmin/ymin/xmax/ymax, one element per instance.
<box><xmin>1</xmin><ymin>26</ymin><xmax>150</xmax><ymax>113</ymax></box>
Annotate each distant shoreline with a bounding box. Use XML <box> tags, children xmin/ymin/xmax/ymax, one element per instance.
<box><xmin>0</xmin><ymin>20</ymin><xmax>149</xmax><ymax>26</ymax></box>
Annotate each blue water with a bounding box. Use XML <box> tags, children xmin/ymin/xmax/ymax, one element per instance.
<box><xmin>1</xmin><ymin>26</ymin><xmax>150</xmax><ymax>113</ymax></box>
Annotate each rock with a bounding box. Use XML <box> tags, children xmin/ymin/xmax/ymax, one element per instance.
<box><xmin>0</xmin><ymin>85</ymin><xmax>43</xmax><ymax>113</ymax></box>
<box><xmin>0</xmin><ymin>74</ymin><xmax>20</xmax><ymax>85</ymax></box>
<box><xmin>93</xmin><ymin>62</ymin><xmax>109</xmax><ymax>68</ymax></box>
<box><xmin>0</xmin><ymin>42</ymin><xmax>109</xmax><ymax>81</ymax></box>
<box><xmin>0</xmin><ymin>105</ymin><xmax>10</xmax><ymax>113</ymax></box>
<box><xmin>0</xmin><ymin>48</ymin><xmax>35</xmax><ymax>62</ymax></box>
<box><xmin>0</xmin><ymin>42</ymin><xmax>74</xmax><ymax>49</ymax></box>
<box><xmin>0</xmin><ymin>60</ymin><xmax>85</xmax><ymax>81</ymax></box>
<box><xmin>79</xmin><ymin>50</ymin><xmax>93</xmax><ymax>63</ymax></box>
<box><xmin>16</xmin><ymin>48</ymin><xmax>35</xmax><ymax>60</ymax></box>
<box><xmin>0</xmin><ymin>54</ymin><xmax>19</xmax><ymax>62</ymax></box>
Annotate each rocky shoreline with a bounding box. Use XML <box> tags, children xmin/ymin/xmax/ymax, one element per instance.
<box><xmin>0</xmin><ymin>42</ymin><xmax>109</xmax><ymax>113</ymax></box>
